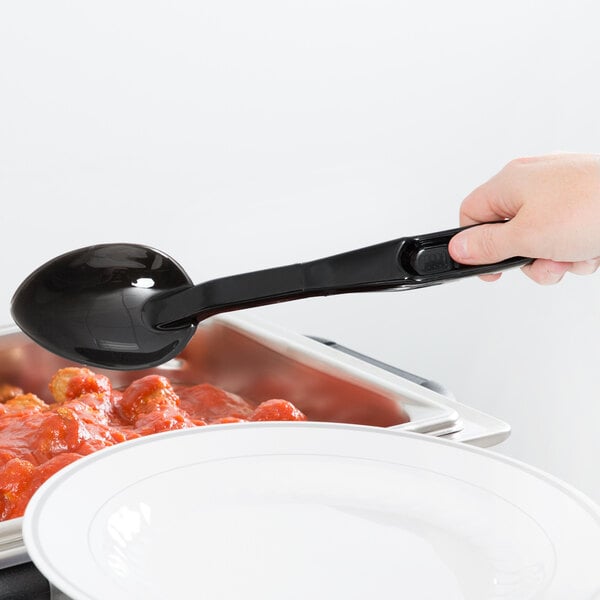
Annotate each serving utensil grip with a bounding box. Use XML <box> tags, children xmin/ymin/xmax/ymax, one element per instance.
<box><xmin>150</xmin><ymin>224</ymin><xmax>531</xmax><ymax>329</ymax></box>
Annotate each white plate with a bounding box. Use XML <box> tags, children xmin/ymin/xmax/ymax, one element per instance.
<box><xmin>23</xmin><ymin>423</ymin><xmax>600</xmax><ymax>599</ymax></box>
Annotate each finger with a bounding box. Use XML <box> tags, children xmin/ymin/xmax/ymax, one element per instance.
<box><xmin>459</xmin><ymin>183</ymin><xmax>509</xmax><ymax>227</ymax></box>
<box><xmin>448</xmin><ymin>221</ymin><xmax>521</xmax><ymax>265</ymax></box>
<box><xmin>479</xmin><ymin>273</ymin><xmax>502</xmax><ymax>282</ymax></box>
<box><xmin>568</xmin><ymin>258</ymin><xmax>600</xmax><ymax>276</ymax></box>
<box><xmin>459</xmin><ymin>164</ymin><xmax>524</xmax><ymax>227</ymax></box>
<box><xmin>521</xmin><ymin>259</ymin><xmax>572</xmax><ymax>285</ymax></box>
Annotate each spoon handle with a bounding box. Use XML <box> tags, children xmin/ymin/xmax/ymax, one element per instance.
<box><xmin>148</xmin><ymin>225</ymin><xmax>531</xmax><ymax>329</ymax></box>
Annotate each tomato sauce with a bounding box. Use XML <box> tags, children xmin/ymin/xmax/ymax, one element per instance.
<box><xmin>0</xmin><ymin>367</ymin><xmax>306</xmax><ymax>521</ymax></box>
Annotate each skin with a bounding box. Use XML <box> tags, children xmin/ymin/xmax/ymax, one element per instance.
<box><xmin>447</xmin><ymin>154</ymin><xmax>600</xmax><ymax>284</ymax></box>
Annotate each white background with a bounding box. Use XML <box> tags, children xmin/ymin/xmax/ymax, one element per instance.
<box><xmin>2</xmin><ymin>1</ymin><xmax>600</xmax><ymax>501</ymax></box>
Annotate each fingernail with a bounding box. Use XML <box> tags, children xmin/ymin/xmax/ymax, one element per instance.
<box><xmin>450</xmin><ymin>235</ymin><xmax>469</xmax><ymax>260</ymax></box>
<box><xmin>544</xmin><ymin>272</ymin><xmax>564</xmax><ymax>285</ymax></box>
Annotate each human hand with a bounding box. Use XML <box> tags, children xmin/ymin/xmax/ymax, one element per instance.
<box><xmin>448</xmin><ymin>154</ymin><xmax>600</xmax><ymax>284</ymax></box>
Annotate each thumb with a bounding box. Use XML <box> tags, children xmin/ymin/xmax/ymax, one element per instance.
<box><xmin>448</xmin><ymin>222</ymin><xmax>519</xmax><ymax>265</ymax></box>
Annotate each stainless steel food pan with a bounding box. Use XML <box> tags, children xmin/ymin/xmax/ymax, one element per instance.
<box><xmin>0</xmin><ymin>314</ymin><xmax>509</xmax><ymax>569</ymax></box>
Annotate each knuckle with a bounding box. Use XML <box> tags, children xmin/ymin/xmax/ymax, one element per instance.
<box><xmin>505</xmin><ymin>157</ymin><xmax>529</xmax><ymax>170</ymax></box>
<box><xmin>478</xmin><ymin>227</ymin><xmax>499</xmax><ymax>260</ymax></box>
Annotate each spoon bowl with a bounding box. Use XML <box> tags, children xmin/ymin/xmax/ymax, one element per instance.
<box><xmin>11</xmin><ymin>244</ymin><xmax>196</xmax><ymax>370</ymax></box>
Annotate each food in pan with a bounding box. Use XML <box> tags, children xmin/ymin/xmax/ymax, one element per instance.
<box><xmin>0</xmin><ymin>367</ymin><xmax>306</xmax><ymax>522</ymax></box>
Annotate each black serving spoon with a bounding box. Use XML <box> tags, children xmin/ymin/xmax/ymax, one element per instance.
<box><xmin>11</xmin><ymin>225</ymin><xmax>530</xmax><ymax>370</ymax></box>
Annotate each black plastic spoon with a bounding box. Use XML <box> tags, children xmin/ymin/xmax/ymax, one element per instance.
<box><xmin>11</xmin><ymin>225</ymin><xmax>530</xmax><ymax>370</ymax></box>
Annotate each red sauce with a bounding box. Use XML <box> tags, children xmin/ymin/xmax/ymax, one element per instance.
<box><xmin>0</xmin><ymin>368</ymin><xmax>306</xmax><ymax>521</ymax></box>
